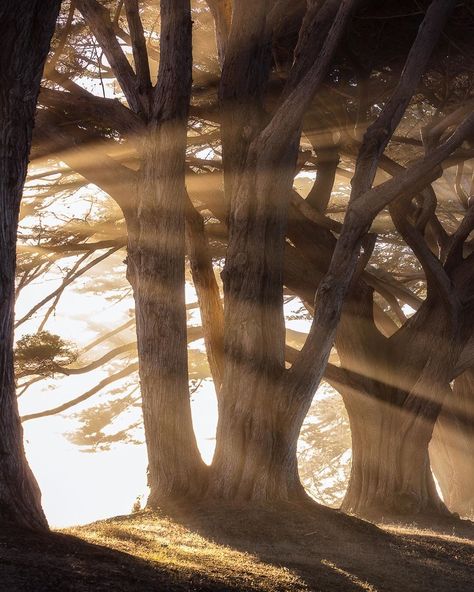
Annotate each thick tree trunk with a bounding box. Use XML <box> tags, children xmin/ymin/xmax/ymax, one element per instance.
<box><xmin>209</xmin><ymin>134</ymin><xmax>308</xmax><ymax>501</ymax></box>
<box><xmin>123</xmin><ymin>1</ymin><xmax>207</xmax><ymax>505</ymax></box>
<box><xmin>337</xmin><ymin>289</ymin><xmax>459</xmax><ymax>518</ymax></box>
<box><xmin>431</xmin><ymin>369</ymin><xmax>474</xmax><ymax>518</ymax></box>
<box><xmin>342</xmin><ymin>394</ymin><xmax>446</xmax><ymax>517</ymax></box>
<box><xmin>211</xmin><ymin>383</ymin><xmax>306</xmax><ymax>501</ymax></box>
<box><xmin>0</xmin><ymin>0</ymin><xmax>60</xmax><ymax>530</ymax></box>
<box><xmin>209</xmin><ymin>0</ymin><xmax>361</xmax><ymax>502</ymax></box>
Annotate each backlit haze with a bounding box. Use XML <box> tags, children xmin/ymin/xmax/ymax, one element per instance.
<box><xmin>17</xmin><ymin>182</ymin><xmax>336</xmax><ymax>527</ymax></box>
<box><xmin>17</xmin><ymin>62</ymin><xmax>349</xmax><ymax>527</ymax></box>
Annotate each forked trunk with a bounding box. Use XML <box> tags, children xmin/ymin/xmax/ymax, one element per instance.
<box><xmin>211</xmin><ymin>374</ymin><xmax>307</xmax><ymax>501</ymax></box>
<box><xmin>336</xmin><ymin>289</ymin><xmax>456</xmax><ymax>519</ymax></box>
<box><xmin>209</xmin><ymin>137</ymin><xmax>312</xmax><ymax>502</ymax></box>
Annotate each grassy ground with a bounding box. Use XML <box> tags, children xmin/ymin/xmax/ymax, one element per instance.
<box><xmin>1</xmin><ymin>503</ymin><xmax>474</xmax><ymax>591</ymax></box>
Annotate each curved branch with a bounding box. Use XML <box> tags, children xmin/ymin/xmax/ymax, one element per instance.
<box><xmin>389</xmin><ymin>197</ymin><xmax>455</xmax><ymax>308</ymax></box>
<box><xmin>21</xmin><ymin>363</ymin><xmax>139</xmax><ymax>422</ymax></box>
<box><xmin>53</xmin><ymin>342</ymin><xmax>137</xmax><ymax>376</ymax></box>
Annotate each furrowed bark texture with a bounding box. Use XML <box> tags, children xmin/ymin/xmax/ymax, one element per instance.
<box><xmin>336</xmin><ymin>176</ymin><xmax>474</xmax><ymax>518</ymax></box>
<box><xmin>185</xmin><ymin>200</ymin><xmax>225</xmax><ymax>396</ymax></box>
<box><xmin>210</xmin><ymin>0</ymin><xmax>359</xmax><ymax>501</ymax></box>
<box><xmin>336</xmin><ymin>288</ymin><xmax>459</xmax><ymax>518</ymax></box>
<box><xmin>0</xmin><ymin>0</ymin><xmax>61</xmax><ymax>530</ymax></box>
<box><xmin>134</xmin><ymin>1</ymin><xmax>207</xmax><ymax>504</ymax></box>
<box><xmin>133</xmin><ymin>127</ymin><xmax>207</xmax><ymax>505</ymax></box>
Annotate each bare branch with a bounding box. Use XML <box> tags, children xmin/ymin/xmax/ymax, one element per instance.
<box><xmin>53</xmin><ymin>342</ymin><xmax>136</xmax><ymax>376</ymax></box>
<box><xmin>124</xmin><ymin>0</ymin><xmax>152</xmax><ymax>98</ymax></box>
<box><xmin>21</xmin><ymin>363</ymin><xmax>139</xmax><ymax>422</ymax></box>
<box><xmin>75</xmin><ymin>0</ymin><xmax>145</xmax><ymax>114</ymax></box>
<box><xmin>15</xmin><ymin>246</ymin><xmax>121</xmax><ymax>329</ymax></box>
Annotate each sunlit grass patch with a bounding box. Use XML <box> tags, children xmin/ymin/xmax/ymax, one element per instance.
<box><xmin>65</xmin><ymin>511</ymin><xmax>307</xmax><ymax>591</ymax></box>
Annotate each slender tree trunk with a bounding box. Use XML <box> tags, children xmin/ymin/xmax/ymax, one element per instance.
<box><xmin>0</xmin><ymin>0</ymin><xmax>61</xmax><ymax>530</ymax></box>
<box><xmin>206</xmin><ymin>0</ymin><xmax>232</xmax><ymax>65</ymax></box>
<box><xmin>129</xmin><ymin>126</ymin><xmax>207</xmax><ymax>505</ymax></box>
<box><xmin>431</xmin><ymin>369</ymin><xmax>474</xmax><ymax>518</ymax></box>
<box><xmin>185</xmin><ymin>199</ymin><xmax>225</xmax><ymax>396</ymax></box>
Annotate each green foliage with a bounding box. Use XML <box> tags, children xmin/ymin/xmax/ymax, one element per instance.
<box><xmin>15</xmin><ymin>331</ymin><xmax>78</xmax><ymax>377</ymax></box>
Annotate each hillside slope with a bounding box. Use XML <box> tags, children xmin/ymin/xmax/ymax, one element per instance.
<box><xmin>1</xmin><ymin>504</ymin><xmax>474</xmax><ymax>591</ymax></box>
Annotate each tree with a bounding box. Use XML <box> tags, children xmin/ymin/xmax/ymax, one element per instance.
<box><xmin>431</xmin><ymin>370</ymin><xmax>474</xmax><ymax>518</ymax></box>
<box><xmin>71</xmin><ymin>0</ymin><xmax>208</xmax><ymax>503</ymax></box>
<box><xmin>33</xmin><ymin>0</ymin><xmax>474</xmax><ymax>515</ymax></box>
<box><xmin>0</xmin><ymin>0</ymin><xmax>61</xmax><ymax>530</ymax></box>
<box><xmin>209</xmin><ymin>0</ymin><xmax>474</xmax><ymax>504</ymax></box>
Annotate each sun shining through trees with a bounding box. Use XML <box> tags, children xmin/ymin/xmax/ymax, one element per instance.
<box><xmin>15</xmin><ymin>208</ymin><xmax>345</xmax><ymax>526</ymax></box>
<box><xmin>2</xmin><ymin>1</ymin><xmax>474</xmax><ymax>591</ymax></box>
<box><xmin>10</xmin><ymin>0</ymin><xmax>474</xmax><ymax>521</ymax></box>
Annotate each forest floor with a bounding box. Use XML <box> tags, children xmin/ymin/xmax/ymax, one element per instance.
<box><xmin>1</xmin><ymin>503</ymin><xmax>474</xmax><ymax>591</ymax></box>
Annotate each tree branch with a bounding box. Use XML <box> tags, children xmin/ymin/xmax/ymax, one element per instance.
<box><xmin>75</xmin><ymin>0</ymin><xmax>145</xmax><ymax>114</ymax></box>
<box><xmin>21</xmin><ymin>363</ymin><xmax>139</xmax><ymax>422</ymax></box>
<box><xmin>124</xmin><ymin>0</ymin><xmax>152</xmax><ymax>99</ymax></box>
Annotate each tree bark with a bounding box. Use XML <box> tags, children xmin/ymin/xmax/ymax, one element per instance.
<box><xmin>431</xmin><ymin>369</ymin><xmax>474</xmax><ymax>518</ymax></box>
<box><xmin>76</xmin><ymin>0</ymin><xmax>209</xmax><ymax>505</ymax></box>
<box><xmin>131</xmin><ymin>1</ymin><xmax>208</xmax><ymax>505</ymax></box>
<box><xmin>210</xmin><ymin>147</ymin><xmax>305</xmax><ymax>501</ymax></box>
<box><xmin>337</xmin><ymin>287</ymin><xmax>459</xmax><ymax>518</ymax></box>
<box><xmin>185</xmin><ymin>199</ymin><xmax>225</xmax><ymax>396</ymax></box>
<box><xmin>209</xmin><ymin>1</ymin><xmax>359</xmax><ymax>501</ymax></box>
<box><xmin>342</xmin><ymin>392</ymin><xmax>447</xmax><ymax>517</ymax></box>
<box><xmin>0</xmin><ymin>0</ymin><xmax>61</xmax><ymax>530</ymax></box>
<box><xmin>130</xmin><ymin>126</ymin><xmax>207</xmax><ymax>505</ymax></box>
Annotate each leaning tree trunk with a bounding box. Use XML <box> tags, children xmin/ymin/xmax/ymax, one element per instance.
<box><xmin>0</xmin><ymin>0</ymin><xmax>61</xmax><ymax>530</ymax></box>
<box><xmin>431</xmin><ymin>369</ymin><xmax>474</xmax><ymax>518</ymax></box>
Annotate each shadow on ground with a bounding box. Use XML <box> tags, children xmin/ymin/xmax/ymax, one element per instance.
<box><xmin>165</xmin><ymin>501</ymin><xmax>474</xmax><ymax>592</ymax></box>
<box><xmin>0</xmin><ymin>525</ymin><xmax>230</xmax><ymax>592</ymax></box>
<box><xmin>1</xmin><ymin>503</ymin><xmax>474</xmax><ymax>591</ymax></box>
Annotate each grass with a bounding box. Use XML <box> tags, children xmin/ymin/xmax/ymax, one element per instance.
<box><xmin>1</xmin><ymin>502</ymin><xmax>474</xmax><ymax>591</ymax></box>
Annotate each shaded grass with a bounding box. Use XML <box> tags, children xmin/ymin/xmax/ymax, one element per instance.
<box><xmin>1</xmin><ymin>503</ymin><xmax>474</xmax><ymax>591</ymax></box>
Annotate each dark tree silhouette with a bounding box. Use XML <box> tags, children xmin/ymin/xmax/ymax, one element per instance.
<box><xmin>0</xmin><ymin>0</ymin><xmax>61</xmax><ymax>530</ymax></box>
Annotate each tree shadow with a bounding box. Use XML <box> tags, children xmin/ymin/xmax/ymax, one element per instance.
<box><xmin>0</xmin><ymin>525</ymin><xmax>239</xmax><ymax>592</ymax></box>
<box><xmin>4</xmin><ymin>504</ymin><xmax>474</xmax><ymax>591</ymax></box>
<box><xmin>163</xmin><ymin>500</ymin><xmax>474</xmax><ymax>592</ymax></box>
